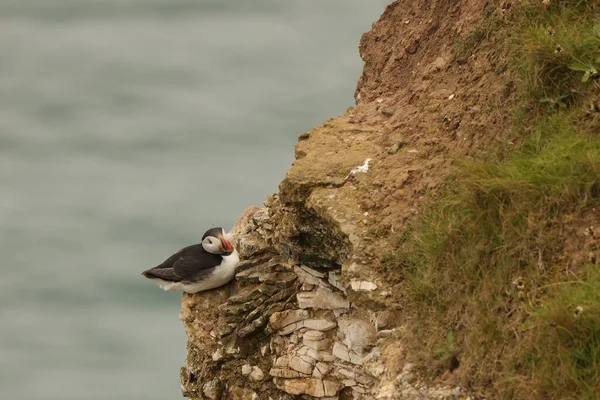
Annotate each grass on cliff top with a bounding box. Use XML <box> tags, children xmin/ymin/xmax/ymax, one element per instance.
<box><xmin>387</xmin><ymin>1</ymin><xmax>600</xmax><ymax>398</ymax></box>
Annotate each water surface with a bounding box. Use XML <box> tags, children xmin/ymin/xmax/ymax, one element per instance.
<box><xmin>0</xmin><ymin>1</ymin><xmax>387</xmax><ymax>398</ymax></box>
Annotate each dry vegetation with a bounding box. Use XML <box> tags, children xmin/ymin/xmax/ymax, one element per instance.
<box><xmin>384</xmin><ymin>0</ymin><xmax>600</xmax><ymax>398</ymax></box>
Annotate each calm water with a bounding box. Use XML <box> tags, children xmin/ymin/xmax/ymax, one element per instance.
<box><xmin>0</xmin><ymin>1</ymin><xmax>387</xmax><ymax>399</ymax></box>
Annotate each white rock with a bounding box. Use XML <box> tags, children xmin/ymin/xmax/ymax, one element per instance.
<box><xmin>289</xmin><ymin>356</ymin><xmax>315</xmax><ymax>375</ymax></box>
<box><xmin>350</xmin><ymin>280</ymin><xmax>378</xmax><ymax>291</ymax></box>
<box><xmin>249</xmin><ymin>366</ymin><xmax>265</xmax><ymax>382</ymax></box>
<box><xmin>300</xmin><ymin>355</ymin><xmax>318</xmax><ymax>366</ymax></box>
<box><xmin>303</xmin><ymin>337</ymin><xmax>332</xmax><ymax>351</ymax></box>
<box><xmin>303</xmin><ymin>319</ymin><xmax>337</xmax><ymax>331</ymax></box>
<box><xmin>297</xmin><ymin>287</ymin><xmax>350</xmax><ymax>310</ymax></box>
<box><xmin>313</xmin><ymin>361</ymin><xmax>332</xmax><ymax>378</ymax></box>
<box><xmin>349</xmin><ymin>352</ymin><xmax>364</xmax><ymax>365</ymax></box>
<box><xmin>294</xmin><ymin>266</ymin><xmax>323</xmax><ymax>286</ymax></box>
<box><xmin>303</xmin><ymin>330</ymin><xmax>325</xmax><ymax>341</ymax></box>
<box><xmin>212</xmin><ymin>348</ymin><xmax>224</xmax><ymax>362</ymax></box>
<box><xmin>269</xmin><ymin>367</ymin><xmax>306</xmax><ymax>379</ymax></box>
<box><xmin>269</xmin><ymin>309</ymin><xmax>310</xmax><ymax>331</ymax></box>
<box><xmin>276</xmin><ymin>378</ymin><xmax>343</xmax><ymax>397</ymax></box>
<box><xmin>296</xmin><ymin>346</ymin><xmax>308</xmax><ymax>356</ymax></box>
<box><xmin>275</xmin><ymin>356</ymin><xmax>289</xmax><ymax>367</ymax></box>
<box><xmin>241</xmin><ymin>364</ymin><xmax>252</xmax><ymax>375</ymax></box>
<box><xmin>297</xmin><ymin>292</ymin><xmax>317</xmax><ymax>309</ymax></box>
<box><xmin>332</xmin><ymin>342</ymin><xmax>351</xmax><ymax>362</ymax></box>
<box><xmin>338</xmin><ymin>318</ymin><xmax>376</xmax><ymax>355</ymax></box>
<box><xmin>304</xmin><ymin>347</ymin><xmax>323</xmax><ymax>362</ymax></box>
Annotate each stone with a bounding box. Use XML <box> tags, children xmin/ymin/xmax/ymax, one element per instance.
<box><xmin>297</xmin><ymin>292</ymin><xmax>317</xmax><ymax>309</ymax></box>
<box><xmin>303</xmin><ymin>331</ymin><xmax>332</xmax><ymax>351</ymax></box>
<box><xmin>332</xmin><ymin>342</ymin><xmax>351</xmax><ymax>363</ymax></box>
<box><xmin>202</xmin><ymin>379</ymin><xmax>222</xmax><ymax>400</ymax></box>
<box><xmin>300</xmin><ymin>355</ymin><xmax>318</xmax><ymax>366</ymax></box>
<box><xmin>298</xmin><ymin>132</ymin><xmax>310</xmax><ymax>140</ymax></box>
<box><xmin>212</xmin><ymin>348</ymin><xmax>224</xmax><ymax>362</ymax></box>
<box><xmin>294</xmin><ymin>266</ymin><xmax>323</xmax><ymax>287</ymax></box>
<box><xmin>303</xmin><ymin>319</ymin><xmax>337</xmax><ymax>331</ymax></box>
<box><xmin>363</xmin><ymin>347</ymin><xmax>384</xmax><ymax>377</ymax></box>
<box><xmin>303</xmin><ymin>330</ymin><xmax>325</xmax><ymax>341</ymax></box>
<box><xmin>297</xmin><ymin>287</ymin><xmax>350</xmax><ymax>310</ymax></box>
<box><xmin>387</xmin><ymin>141</ymin><xmax>404</xmax><ymax>154</ymax></box>
<box><xmin>249</xmin><ymin>366</ymin><xmax>265</xmax><ymax>382</ymax></box>
<box><xmin>375</xmin><ymin>312</ymin><xmax>390</xmax><ymax>330</ymax></box>
<box><xmin>289</xmin><ymin>356</ymin><xmax>315</xmax><ymax>375</ymax></box>
<box><xmin>279</xmin><ymin>321</ymin><xmax>302</xmax><ymax>336</ymax></box>
<box><xmin>270</xmin><ymin>367</ymin><xmax>307</xmax><ymax>378</ymax></box>
<box><xmin>352</xmin><ymin>385</ymin><xmax>368</xmax><ymax>394</ymax></box>
<box><xmin>269</xmin><ymin>309</ymin><xmax>310</xmax><ymax>331</ymax></box>
<box><xmin>304</xmin><ymin>347</ymin><xmax>323</xmax><ymax>362</ymax></box>
<box><xmin>349</xmin><ymin>352</ymin><xmax>364</xmax><ymax>365</ymax></box>
<box><xmin>276</xmin><ymin>378</ymin><xmax>343</xmax><ymax>397</ymax></box>
<box><xmin>338</xmin><ymin>318</ymin><xmax>375</xmax><ymax>355</ymax></box>
<box><xmin>381</xmin><ymin>107</ymin><xmax>395</xmax><ymax>116</ymax></box>
<box><xmin>313</xmin><ymin>362</ymin><xmax>332</xmax><ymax>378</ymax></box>
<box><xmin>350</xmin><ymin>280</ymin><xmax>378</xmax><ymax>291</ymax></box>
<box><xmin>320</xmin><ymin>352</ymin><xmax>336</xmax><ymax>362</ymax></box>
<box><xmin>242</xmin><ymin>364</ymin><xmax>253</xmax><ymax>375</ymax></box>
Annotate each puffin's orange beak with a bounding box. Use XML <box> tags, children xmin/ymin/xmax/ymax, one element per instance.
<box><xmin>219</xmin><ymin>235</ymin><xmax>233</xmax><ymax>252</ymax></box>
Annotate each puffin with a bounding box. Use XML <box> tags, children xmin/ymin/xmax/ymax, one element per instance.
<box><xmin>141</xmin><ymin>227</ymin><xmax>240</xmax><ymax>294</ymax></box>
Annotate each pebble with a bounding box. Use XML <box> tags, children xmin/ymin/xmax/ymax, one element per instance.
<box><xmin>387</xmin><ymin>141</ymin><xmax>405</xmax><ymax>154</ymax></box>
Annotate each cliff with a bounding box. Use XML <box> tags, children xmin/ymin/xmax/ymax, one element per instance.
<box><xmin>178</xmin><ymin>0</ymin><xmax>600</xmax><ymax>399</ymax></box>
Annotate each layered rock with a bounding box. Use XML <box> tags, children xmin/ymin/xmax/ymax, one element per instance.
<box><xmin>180</xmin><ymin>195</ymin><xmax>388</xmax><ymax>400</ymax></box>
<box><xmin>180</xmin><ymin>192</ymin><xmax>474</xmax><ymax>399</ymax></box>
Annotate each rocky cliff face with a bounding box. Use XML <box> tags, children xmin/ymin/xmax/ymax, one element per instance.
<box><xmin>179</xmin><ymin>0</ymin><xmax>515</xmax><ymax>398</ymax></box>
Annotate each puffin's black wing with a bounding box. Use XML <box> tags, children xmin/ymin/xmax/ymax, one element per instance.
<box><xmin>141</xmin><ymin>244</ymin><xmax>222</xmax><ymax>282</ymax></box>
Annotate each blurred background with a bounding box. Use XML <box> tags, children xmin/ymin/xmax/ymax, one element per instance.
<box><xmin>0</xmin><ymin>1</ymin><xmax>388</xmax><ymax>399</ymax></box>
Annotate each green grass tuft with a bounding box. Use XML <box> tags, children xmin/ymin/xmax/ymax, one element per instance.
<box><xmin>517</xmin><ymin>1</ymin><xmax>600</xmax><ymax>108</ymax></box>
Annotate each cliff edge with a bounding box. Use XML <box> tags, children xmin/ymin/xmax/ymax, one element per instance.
<box><xmin>179</xmin><ymin>0</ymin><xmax>600</xmax><ymax>398</ymax></box>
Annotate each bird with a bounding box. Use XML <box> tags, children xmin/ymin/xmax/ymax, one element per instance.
<box><xmin>141</xmin><ymin>227</ymin><xmax>240</xmax><ymax>294</ymax></box>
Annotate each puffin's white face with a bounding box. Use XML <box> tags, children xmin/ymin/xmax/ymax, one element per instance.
<box><xmin>201</xmin><ymin>228</ymin><xmax>234</xmax><ymax>255</ymax></box>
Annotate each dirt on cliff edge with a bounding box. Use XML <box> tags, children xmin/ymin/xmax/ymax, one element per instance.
<box><xmin>284</xmin><ymin>0</ymin><xmax>514</xmax><ymax>287</ymax></box>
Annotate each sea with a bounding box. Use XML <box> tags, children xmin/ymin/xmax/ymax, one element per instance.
<box><xmin>0</xmin><ymin>1</ymin><xmax>388</xmax><ymax>399</ymax></box>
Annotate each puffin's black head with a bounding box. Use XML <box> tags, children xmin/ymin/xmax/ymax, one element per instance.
<box><xmin>201</xmin><ymin>227</ymin><xmax>234</xmax><ymax>255</ymax></box>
